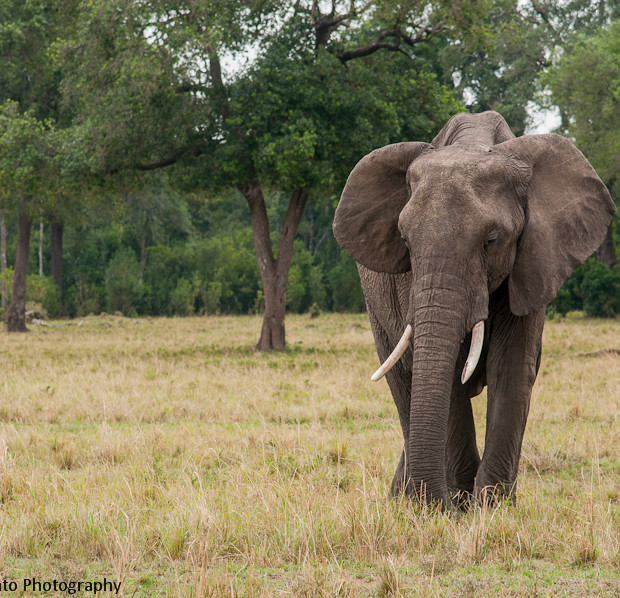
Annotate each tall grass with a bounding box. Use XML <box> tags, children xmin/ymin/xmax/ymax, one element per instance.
<box><xmin>0</xmin><ymin>313</ymin><xmax>618</xmax><ymax>596</ymax></box>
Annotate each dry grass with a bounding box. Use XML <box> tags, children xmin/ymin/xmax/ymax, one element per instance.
<box><xmin>0</xmin><ymin>312</ymin><xmax>618</xmax><ymax>596</ymax></box>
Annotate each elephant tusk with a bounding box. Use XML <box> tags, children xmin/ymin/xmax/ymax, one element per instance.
<box><xmin>371</xmin><ymin>325</ymin><xmax>413</xmax><ymax>382</ymax></box>
<box><xmin>461</xmin><ymin>321</ymin><xmax>485</xmax><ymax>384</ymax></box>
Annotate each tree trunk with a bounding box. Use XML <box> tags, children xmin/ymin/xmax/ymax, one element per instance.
<box><xmin>138</xmin><ymin>234</ymin><xmax>147</xmax><ymax>283</ymax></box>
<box><xmin>50</xmin><ymin>220</ymin><xmax>63</xmax><ymax>299</ymax></box>
<box><xmin>1</xmin><ymin>210</ymin><xmax>7</xmax><ymax>312</ymax></box>
<box><xmin>6</xmin><ymin>207</ymin><xmax>32</xmax><ymax>332</ymax></box>
<box><xmin>241</xmin><ymin>183</ymin><xmax>308</xmax><ymax>351</ymax></box>
<box><xmin>39</xmin><ymin>219</ymin><xmax>44</xmax><ymax>277</ymax></box>
<box><xmin>596</xmin><ymin>222</ymin><xmax>617</xmax><ymax>268</ymax></box>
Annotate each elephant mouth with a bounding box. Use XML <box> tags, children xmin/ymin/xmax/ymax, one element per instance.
<box><xmin>370</xmin><ymin>320</ymin><xmax>485</xmax><ymax>384</ymax></box>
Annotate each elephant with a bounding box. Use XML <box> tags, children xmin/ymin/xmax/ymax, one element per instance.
<box><xmin>333</xmin><ymin>111</ymin><xmax>615</xmax><ymax>509</ymax></box>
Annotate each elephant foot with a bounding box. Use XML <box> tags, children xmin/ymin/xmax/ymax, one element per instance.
<box><xmin>450</xmin><ymin>489</ymin><xmax>474</xmax><ymax>511</ymax></box>
<box><xmin>446</xmin><ymin>465</ymin><xmax>478</xmax><ymax>511</ymax></box>
<box><xmin>473</xmin><ymin>475</ymin><xmax>517</xmax><ymax>506</ymax></box>
<box><xmin>390</xmin><ymin>450</ymin><xmax>408</xmax><ymax>497</ymax></box>
<box><xmin>390</xmin><ymin>451</ymin><xmax>462</xmax><ymax>513</ymax></box>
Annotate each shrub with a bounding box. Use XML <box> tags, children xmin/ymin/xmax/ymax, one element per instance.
<box><xmin>287</xmin><ymin>240</ymin><xmax>327</xmax><ymax>313</ymax></box>
<box><xmin>581</xmin><ymin>261</ymin><xmax>620</xmax><ymax>317</ymax></box>
<box><xmin>168</xmin><ymin>277</ymin><xmax>196</xmax><ymax>316</ymax></box>
<box><xmin>328</xmin><ymin>251</ymin><xmax>365</xmax><ymax>312</ymax></box>
<box><xmin>105</xmin><ymin>248</ymin><xmax>143</xmax><ymax>315</ymax></box>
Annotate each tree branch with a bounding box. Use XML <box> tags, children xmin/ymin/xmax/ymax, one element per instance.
<box><xmin>336</xmin><ymin>23</ymin><xmax>449</xmax><ymax>63</ymax></box>
<box><xmin>240</xmin><ymin>182</ymin><xmax>276</xmax><ymax>274</ymax></box>
<box><xmin>300</xmin><ymin>0</ymin><xmax>375</xmax><ymax>49</ymax></box>
<box><xmin>277</xmin><ymin>187</ymin><xmax>308</xmax><ymax>276</ymax></box>
<box><xmin>208</xmin><ymin>45</ymin><xmax>230</xmax><ymax>121</ymax></box>
<box><xmin>530</xmin><ymin>0</ymin><xmax>553</xmax><ymax>27</ymax></box>
<box><xmin>103</xmin><ymin>145</ymin><xmax>196</xmax><ymax>175</ymax></box>
<box><xmin>176</xmin><ymin>82</ymin><xmax>207</xmax><ymax>94</ymax></box>
<box><xmin>136</xmin><ymin>148</ymin><xmax>188</xmax><ymax>171</ymax></box>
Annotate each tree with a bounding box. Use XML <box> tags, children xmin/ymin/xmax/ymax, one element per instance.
<box><xmin>546</xmin><ymin>19</ymin><xmax>620</xmax><ymax>267</ymax></box>
<box><xmin>0</xmin><ymin>103</ymin><xmax>56</xmax><ymax>331</ymax></box>
<box><xmin>59</xmin><ymin>0</ymin><xmax>475</xmax><ymax>349</ymax></box>
<box><xmin>425</xmin><ymin>1</ymin><xmax>620</xmax><ymax>134</ymax></box>
<box><xmin>0</xmin><ymin>0</ymin><xmax>81</xmax><ymax>325</ymax></box>
<box><xmin>181</xmin><ymin>1</ymin><xmax>474</xmax><ymax>350</ymax></box>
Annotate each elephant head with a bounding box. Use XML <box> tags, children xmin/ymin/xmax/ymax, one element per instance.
<box><xmin>333</xmin><ymin>111</ymin><xmax>615</xmax><ymax>506</ymax></box>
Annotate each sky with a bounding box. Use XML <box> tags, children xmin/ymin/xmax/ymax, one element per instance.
<box><xmin>526</xmin><ymin>103</ymin><xmax>562</xmax><ymax>135</ymax></box>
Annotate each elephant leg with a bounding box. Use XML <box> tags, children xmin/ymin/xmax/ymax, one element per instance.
<box><xmin>367</xmin><ymin>310</ymin><xmax>412</xmax><ymax>497</ymax></box>
<box><xmin>445</xmin><ymin>343</ymin><xmax>481</xmax><ymax>507</ymax></box>
<box><xmin>475</xmin><ymin>307</ymin><xmax>545</xmax><ymax>503</ymax></box>
<box><xmin>391</xmin><ymin>449</ymin><xmax>407</xmax><ymax>496</ymax></box>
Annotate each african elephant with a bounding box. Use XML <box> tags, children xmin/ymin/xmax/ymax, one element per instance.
<box><xmin>333</xmin><ymin>111</ymin><xmax>615</xmax><ymax>509</ymax></box>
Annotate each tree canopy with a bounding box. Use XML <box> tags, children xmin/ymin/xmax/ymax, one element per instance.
<box><xmin>0</xmin><ymin>0</ymin><xmax>618</xmax><ymax>333</ymax></box>
<box><xmin>547</xmin><ymin>18</ymin><xmax>620</xmax><ymax>194</ymax></box>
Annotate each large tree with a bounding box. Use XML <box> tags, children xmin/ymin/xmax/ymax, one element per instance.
<box><xmin>0</xmin><ymin>0</ymin><xmax>80</xmax><ymax>327</ymax></box>
<box><xmin>60</xmin><ymin>0</ymin><xmax>480</xmax><ymax>349</ymax></box>
<box><xmin>426</xmin><ymin>1</ymin><xmax>620</xmax><ymax>134</ymax></box>
<box><xmin>546</xmin><ymin>18</ymin><xmax>620</xmax><ymax>266</ymax></box>
<box><xmin>200</xmin><ymin>4</ymin><xmax>466</xmax><ymax>350</ymax></box>
<box><xmin>0</xmin><ymin>103</ymin><xmax>57</xmax><ymax>331</ymax></box>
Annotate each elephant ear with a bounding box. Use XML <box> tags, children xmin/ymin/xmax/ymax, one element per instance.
<box><xmin>333</xmin><ymin>142</ymin><xmax>432</xmax><ymax>273</ymax></box>
<box><xmin>494</xmin><ymin>134</ymin><xmax>616</xmax><ymax>316</ymax></box>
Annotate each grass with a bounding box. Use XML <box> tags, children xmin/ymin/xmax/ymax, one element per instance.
<box><xmin>0</xmin><ymin>312</ymin><xmax>618</xmax><ymax>596</ymax></box>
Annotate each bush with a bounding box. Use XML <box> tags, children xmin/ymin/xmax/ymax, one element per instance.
<box><xmin>31</xmin><ymin>276</ymin><xmax>61</xmax><ymax>317</ymax></box>
<box><xmin>142</xmin><ymin>231</ymin><xmax>261</xmax><ymax>316</ymax></box>
<box><xmin>105</xmin><ymin>248</ymin><xmax>143</xmax><ymax>315</ymax></box>
<box><xmin>0</xmin><ymin>266</ymin><xmax>13</xmax><ymax>307</ymax></box>
<box><xmin>548</xmin><ymin>256</ymin><xmax>620</xmax><ymax>318</ymax></box>
<box><xmin>328</xmin><ymin>251</ymin><xmax>365</xmax><ymax>312</ymax></box>
<box><xmin>168</xmin><ymin>277</ymin><xmax>196</xmax><ymax>316</ymax></box>
<box><xmin>287</xmin><ymin>240</ymin><xmax>327</xmax><ymax>313</ymax></box>
<box><xmin>67</xmin><ymin>278</ymin><xmax>104</xmax><ymax>317</ymax></box>
<box><xmin>581</xmin><ymin>261</ymin><xmax>620</xmax><ymax>317</ymax></box>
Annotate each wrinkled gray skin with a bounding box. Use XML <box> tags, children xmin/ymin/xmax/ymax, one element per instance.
<box><xmin>333</xmin><ymin>112</ymin><xmax>615</xmax><ymax>509</ymax></box>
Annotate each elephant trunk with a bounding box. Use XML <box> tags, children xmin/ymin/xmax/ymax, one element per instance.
<box><xmin>406</xmin><ymin>267</ymin><xmax>487</xmax><ymax>507</ymax></box>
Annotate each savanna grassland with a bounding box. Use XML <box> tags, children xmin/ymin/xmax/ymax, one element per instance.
<box><xmin>0</xmin><ymin>313</ymin><xmax>618</xmax><ymax>596</ymax></box>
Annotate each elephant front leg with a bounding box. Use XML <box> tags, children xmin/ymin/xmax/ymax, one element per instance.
<box><xmin>475</xmin><ymin>308</ymin><xmax>545</xmax><ymax>504</ymax></box>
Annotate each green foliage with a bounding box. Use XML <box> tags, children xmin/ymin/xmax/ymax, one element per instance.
<box><xmin>141</xmin><ymin>230</ymin><xmax>262</xmax><ymax>316</ymax></box>
<box><xmin>168</xmin><ymin>278</ymin><xmax>197</xmax><ymax>317</ymax></box>
<box><xmin>549</xmin><ymin>257</ymin><xmax>620</xmax><ymax>318</ymax></box>
<box><xmin>546</xmin><ymin>19</ymin><xmax>620</xmax><ymax>195</ymax></box>
<box><xmin>582</xmin><ymin>261</ymin><xmax>620</xmax><ymax>318</ymax></box>
<box><xmin>0</xmin><ymin>266</ymin><xmax>13</xmax><ymax>303</ymax></box>
<box><xmin>286</xmin><ymin>240</ymin><xmax>327</xmax><ymax>314</ymax></box>
<box><xmin>0</xmin><ymin>268</ymin><xmax>61</xmax><ymax>318</ymax></box>
<box><xmin>105</xmin><ymin>247</ymin><xmax>143</xmax><ymax>315</ymax></box>
<box><xmin>26</xmin><ymin>275</ymin><xmax>62</xmax><ymax>317</ymax></box>
<box><xmin>0</xmin><ymin>101</ymin><xmax>56</xmax><ymax>208</ymax></box>
<box><xmin>207</xmin><ymin>43</ymin><xmax>462</xmax><ymax>194</ymax></box>
<box><xmin>58</xmin><ymin>0</ymin><xmax>200</xmax><ymax>176</ymax></box>
<box><xmin>328</xmin><ymin>252</ymin><xmax>365</xmax><ymax>313</ymax></box>
<box><xmin>8</xmin><ymin>0</ymin><xmax>618</xmax><ymax>325</ymax></box>
<box><xmin>0</xmin><ymin>0</ymin><xmax>76</xmax><ymax>119</ymax></box>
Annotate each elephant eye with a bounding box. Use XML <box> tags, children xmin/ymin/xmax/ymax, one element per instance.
<box><xmin>400</xmin><ymin>236</ymin><xmax>407</xmax><ymax>245</ymax></box>
<box><xmin>485</xmin><ymin>231</ymin><xmax>499</xmax><ymax>247</ymax></box>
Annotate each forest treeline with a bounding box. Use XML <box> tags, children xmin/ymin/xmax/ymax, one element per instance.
<box><xmin>0</xmin><ymin>1</ymin><xmax>619</xmax><ymax>345</ymax></box>
<box><xmin>1</xmin><ymin>187</ymin><xmax>366</xmax><ymax>317</ymax></box>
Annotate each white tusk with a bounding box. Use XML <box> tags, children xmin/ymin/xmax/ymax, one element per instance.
<box><xmin>461</xmin><ymin>321</ymin><xmax>485</xmax><ymax>384</ymax></box>
<box><xmin>371</xmin><ymin>325</ymin><xmax>413</xmax><ymax>382</ymax></box>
